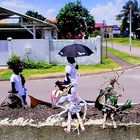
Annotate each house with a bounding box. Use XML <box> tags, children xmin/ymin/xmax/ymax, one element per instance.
<box><xmin>95</xmin><ymin>23</ymin><xmax>120</xmax><ymax>38</ymax></box>
<box><xmin>0</xmin><ymin>7</ymin><xmax>58</xmax><ymax>40</ymax></box>
<box><xmin>105</xmin><ymin>25</ymin><xmax>120</xmax><ymax>38</ymax></box>
<box><xmin>46</xmin><ymin>18</ymin><xmax>57</xmax><ymax>24</ymax></box>
<box><xmin>135</xmin><ymin>28</ymin><xmax>140</xmax><ymax>39</ymax></box>
<box><xmin>95</xmin><ymin>23</ymin><xmax>107</xmax><ymax>30</ymax></box>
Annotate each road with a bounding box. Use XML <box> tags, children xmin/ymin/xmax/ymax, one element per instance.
<box><xmin>1</xmin><ymin>66</ymin><xmax>140</xmax><ymax>105</ymax></box>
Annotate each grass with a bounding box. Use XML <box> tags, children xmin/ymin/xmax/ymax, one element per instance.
<box><xmin>79</xmin><ymin>56</ymin><xmax>119</xmax><ymax>73</ymax></box>
<box><xmin>107</xmin><ymin>37</ymin><xmax>140</xmax><ymax>48</ymax></box>
<box><xmin>0</xmin><ymin>65</ymin><xmax>65</xmax><ymax>80</ymax></box>
<box><xmin>106</xmin><ymin>47</ymin><xmax>140</xmax><ymax>64</ymax></box>
<box><xmin>0</xmin><ymin>56</ymin><xmax>119</xmax><ymax>80</ymax></box>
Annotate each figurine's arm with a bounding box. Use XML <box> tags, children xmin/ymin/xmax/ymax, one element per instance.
<box><xmin>56</xmin><ymin>95</ymin><xmax>68</xmax><ymax>110</ymax></box>
<box><xmin>103</xmin><ymin>103</ymin><xmax>116</xmax><ymax>110</ymax></box>
<box><xmin>65</xmin><ymin>73</ymin><xmax>71</xmax><ymax>84</ymax></box>
<box><xmin>9</xmin><ymin>82</ymin><xmax>18</xmax><ymax>93</ymax></box>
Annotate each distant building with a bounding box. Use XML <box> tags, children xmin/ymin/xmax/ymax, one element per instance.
<box><xmin>105</xmin><ymin>25</ymin><xmax>120</xmax><ymax>38</ymax></box>
<box><xmin>95</xmin><ymin>23</ymin><xmax>120</xmax><ymax>38</ymax></box>
<box><xmin>135</xmin><ymin>28</ymin><xmax>140</xmax><ymax>39</ymax></box>
<box><xmin>0</xmin><ymin>7</ymin><xmax>58</xmax><ymax>40</ymax></box>
<box><xmin>95</xmin><ymin>23</ymin><xmax>107</xmax><ymax>30</ymax></box>
<box><xmin>112</xmin><ymin>25</ymin><xmax>121</xmax><ymax>35</ymax></box>
<box><xmin>46</xmin><ymin>18</ymin><xmax>57</xmax><ymax>24</ymax></box>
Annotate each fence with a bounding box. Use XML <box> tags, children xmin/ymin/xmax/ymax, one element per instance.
<box><xmin>0</xmin><ymin>40</ymin><xmax>9</xmax><ymax>66</ymax></box>
<box><xmin>0</xmin><ymin>36</ymin><xmax>101</xmax><ymax>66</ymax></box>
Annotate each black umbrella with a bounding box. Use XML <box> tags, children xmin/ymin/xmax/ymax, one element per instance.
<box><xmin>58</xmin><ymin>43</ymin><xmax>93</xmax><ymax>57</ymax></box>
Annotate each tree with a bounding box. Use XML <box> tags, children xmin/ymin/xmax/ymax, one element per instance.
<box><xmin>25</xmin><ymin>10</ymin><xmax>46</xmax><ymax>21</ymax></box>
<box><xmin>56</xmin><ymin>0</ymin><xmax>95</xmax><ymax>39</ymax></box>
<box><xmin>116</xmin><ymin>0</ymin><xmax>140</xmax><ymax>37</ymax></box>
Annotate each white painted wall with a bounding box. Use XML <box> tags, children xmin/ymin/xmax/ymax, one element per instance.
<box><xmin>49</xmin><ymin>36</ymin><xmax>101</xmax><ymax>64</ymax></box>
<box><xmin>0</xmin><ymin>37</ymin><xmax>101</xmax><ymax>65</ymax></box>
<box><xmin>9</xmin><ymin>39</ymin><xmax>50</xmax><ymax>62</ymax></box>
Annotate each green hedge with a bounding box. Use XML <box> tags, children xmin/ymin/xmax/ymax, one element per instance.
<box><xmin>7</xmin><ymin>55</ymin><xmax>53</xmax><ymax>69</ymax></box>
<box><xmin>23</xmin><ymin>58</ymin><xmax>52</xmax><ymax>69</ymax></box>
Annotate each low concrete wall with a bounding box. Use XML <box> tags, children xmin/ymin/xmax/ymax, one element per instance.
<box><xmin>0</xmin><ymin>119</ymin><xmax>140</xmax><ymax>140</ymax></box>
<box><xmin>0</xmin><ymin>37</ymin><xmax>101</xmax><ymax>65</ymax></box>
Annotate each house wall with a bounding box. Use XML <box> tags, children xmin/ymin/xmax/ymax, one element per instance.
<box><xmin>42</xmin><ymin>30</ymin><xmax>52</xmax><ymax>39</ymax></box>
<box><xmin>0</xmin><ymin>40</ymin><xmax>9</xmax><ymax>66</ymax></box>
<box><xmin>0</xmin><ymin>36</ymin><xmax>101</xmax><ymax>65</ymax></box>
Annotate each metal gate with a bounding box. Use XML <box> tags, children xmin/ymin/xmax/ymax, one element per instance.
<box><xmin>0</xmin><ymin>40</ymin><xmax>9</xmax><ymax>66</ymax></box>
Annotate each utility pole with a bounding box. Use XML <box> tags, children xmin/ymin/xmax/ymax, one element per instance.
<box><xmin>129</xmin><ymin>4</ymin><xmax>132</xmax><ymax>54</ymax></box>
<box><xmin>105</xmin><ymin>28</ymin><xmax>108</xmax><ymax>58</ymax></box>
<box><xmin>100</xmin><ymin>20</ymin><xmax>106</xmax><ymax>63</ymax></box>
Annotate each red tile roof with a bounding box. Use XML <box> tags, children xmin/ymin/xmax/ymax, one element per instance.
<box><xmin>95</xmin><ymin>23</ymin><xmax>107</xmax><ymax>28</ymax></box>
<box><xmin>47</xmin><ymin>18</ymin><xmax>57</xmax><ymax>24</ymax></box>
<box><xmin>0</xmin><ymin>19</ymin><xmax>6</xmax><ymax>24</ymax></box>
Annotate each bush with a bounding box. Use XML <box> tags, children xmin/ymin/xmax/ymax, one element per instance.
<box><xmin>23</xmin><ymin>58</ymin><xmax>52</xmax><ymax>69</ymax></box>
<box><xmin>7</xmin><ymin>55</ymin><xmax>52</xmax><ymax>69</ymax></box>
<box><xmin>90</xmin><ymin>30</ymin><xmax>100</xmax><ymax>37</ymax></box>
<box><xmin>7</xmin><ymin>55</ymin><xmax>21</xmax><ymax>69</ymax></box>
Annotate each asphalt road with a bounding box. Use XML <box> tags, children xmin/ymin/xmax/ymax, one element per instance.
<box><xmin>1</xmin><ymin>66</ymin><xmax>140</xmax><ymax>105</ymax></box>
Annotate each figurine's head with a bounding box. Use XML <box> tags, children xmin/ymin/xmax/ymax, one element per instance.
<box><xmin>67</xmin><ymin>57</ymin><xmax>75</xmax><ymax>64</ymax></box>
<box><xmin>55</xmin><ymin>80</ymin><xmax>65</xmax><ymax>90</ymax></box>
<box><xmin>110</xmin><ymin>78</ymin><xmax>117</xmax><ymax>86</ymax></box>
<box><xmin>7</xmin><ymin>57</ymin><xmax>23</xmax><ymax>75</ymax></box>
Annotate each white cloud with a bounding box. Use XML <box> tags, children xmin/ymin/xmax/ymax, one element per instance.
<box><xmin>44</xmin><ymin>8</ymin><xmax>56</xmax><ymax>18</ymax></box>
<box><xmin>90</xmin><ymin>0</ymin><xmax>127</xmax><ymax>25</ymax></box>
<box><xmin>0</xmin><ymin>0</ymin><xmax>129</xmax><ymax>21</ymax></box>
<box><xmin>0</xmin><ymin>0</ymin><xmax>56</xmax><ymax>18</ymax></box>
<box><xmin>0</xmin><ymin>0</ymin><xmax>34</xmax><ymax>14</ymax></box>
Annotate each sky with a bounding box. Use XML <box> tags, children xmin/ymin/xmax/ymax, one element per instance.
<box><xmin>0</xmin><ymin>0</ymin><xmax>139</xmax><ymax>25</ymax></box>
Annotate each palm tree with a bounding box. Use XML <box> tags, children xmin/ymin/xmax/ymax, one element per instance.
<box><xmin>116</xmin><ymin>0</ymin><xmax>140</xmax><ymax>37</ymax></box>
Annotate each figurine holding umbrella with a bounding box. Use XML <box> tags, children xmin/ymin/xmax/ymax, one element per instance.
<box><xmin>57</xmin><ymin>43</ymin><xmax>93</xmax><ymax>134</ymax></box>
<box><xmin>58</xmin><ymin>43</ymin><xmax>93</xmax><ymax>70</ymax></box>
<box><xmin>58</xmin><ymin>43</ymin><xmax>93</xmax><ymax>58</ymax></box>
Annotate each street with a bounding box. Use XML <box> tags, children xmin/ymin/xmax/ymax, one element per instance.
<box><xmin>1</xmin><ymin>66</ymin><xmax>140</xmax><ymax>104</ymax></box>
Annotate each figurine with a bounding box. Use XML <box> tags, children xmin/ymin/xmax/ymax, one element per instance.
<box><xmin>95</xmin><ymin>70</ymin><xmax>131</xmax><ymax>128</ymax></box>
<box><xmin>50</xmin><ymin>80</ymin><xmax>87</xmax><ymax>135</ymax></box>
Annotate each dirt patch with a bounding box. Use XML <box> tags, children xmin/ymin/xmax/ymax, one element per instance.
<box><xmin>0</xmin><ymin>104</ymin><xmax>140</xmax><ymax>124</ymax></box>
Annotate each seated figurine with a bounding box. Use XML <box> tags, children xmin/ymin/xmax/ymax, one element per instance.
<box><xmin>95</xmin><ymin>77</ymin><xmax>131</xmax><ymax>129</ymax></box>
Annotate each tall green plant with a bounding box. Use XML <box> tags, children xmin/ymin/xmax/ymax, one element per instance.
<box><xmin>116</xmin><ymin>0</ymin><xmax>140</xmax><ymax>36</ymax></box>
<box><xmin>56</xmin><ymin>0</ymin><xmax>95</xmax><ymax>39</ymax></box>
<box><xmin>25</xmin><ymin>10</ymin><xmax>46</xmax><ymax>21</ymax></box>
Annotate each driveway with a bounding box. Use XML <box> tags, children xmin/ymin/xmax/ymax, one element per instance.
<box><xmin>1</xmin><ymin>66</ymin><xmax>140</xmax><ymax>105</ymax></box>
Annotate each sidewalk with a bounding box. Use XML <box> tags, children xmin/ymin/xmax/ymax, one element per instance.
<box><xmin>102</xmin><ymin>42</ymin><xmax>140</xmax><ymax>69</ymax></box>
<box><xmin>106</xmin><ymin>52</ymin><xmax>135</xmax><ymax>69</ymax></box>
<box><xmin>105</xmin><ymin>42</ymin><xmax>140</xmax><ymax>57</ymax></box>
<box><xmin>0</xmin><ymin>66</ymin><xmax>8</xmax><ymax>69</ymax></box>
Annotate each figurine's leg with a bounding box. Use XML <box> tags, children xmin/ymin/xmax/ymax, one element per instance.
<box><xmin>103</xmin><ymin>113</ymin><xmax>107</xmax><ymax>129</ymax></box>
<box><xmin>111</xmin><ymin>113</ymin><xmax>117</xmax><ymax>128</ymax></box>
<box><xmin>72</xmin><ymin>120</ymin><xmax>80</xmax><ymax>135</ymax></box>
<box><xmin>64</xmin><ymin>112</ymin><xmax>71</xmax><ymax>133</ymax></box>
<box><xmin>76</xmin><ymin>112</ymin><xmax>85</xmax><ymax>131</ymax></box>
